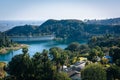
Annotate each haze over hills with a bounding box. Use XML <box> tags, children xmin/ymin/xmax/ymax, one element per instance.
<box><xmin>3</xmin><ymin>17</ymin><xmax>120</xmax><ymax>41</ymax></box>
<box><xmin>1</xmin><ymin>17</ymin><xmax>120</xmax><ymax>32</ymax></box>
<box><xmin>86</xmin><ymin>17</ymin><xmax>120</xmax><ymax>25</ymax></box>
<box><xmin>0</xmin><ymin>21</ymin><xmax>43</xmax><ymax>32</ymax></box>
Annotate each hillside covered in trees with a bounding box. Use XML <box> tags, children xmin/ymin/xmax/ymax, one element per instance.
<box><xmin>4</xmin><ymin>18</ymin><xmax>120</xmax><ymax>41</ymax></box>
<box><xmin>1</xmin><ymin>18</ymin><xmax>120</xmax><ymax>80</ymax></box>
<box><xmin>0</xmin><ymin>33</ymin><xmax>13</xmax><ymax>48</ymax></box>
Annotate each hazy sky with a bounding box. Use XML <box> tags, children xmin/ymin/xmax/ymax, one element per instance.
<box><xmin>0</xmin><ymin>0</ymin><xmax>120</xmax><ymax>20</ymax></box>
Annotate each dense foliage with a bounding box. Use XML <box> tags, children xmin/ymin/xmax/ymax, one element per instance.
<box><xmin>4</xmin><ymin>47</ymin><xmax>71</xmax><ymax>80</ymax></box>
<box><xmin>81</xmin><ymin>64</ymin><xmax>106</xmax><ymax>80</ymax></box>
<box><xmin>1</xmin><ymin>34</ymin><xmax>120</xmax><ymax>80</ymax></box>
<box><xmin>5</xmin><ymin>25</ymin><xmax>38</xmax><ymax>36</ymax></box>
<box><xmin>87</xmin><ymin>35</ymin><xmax>120</xmax><ymax>80</ymax></box>
<box><xmin>1</xmin><ymin>18</ymin><xmax>120</xmax><ymax>80</ymax></box>
<box><xmin>5</xmin><ymin>19</ymin><xmax>120</xmax><ymax>40</ymax></box>
<box><xmin>0</xmin><ymin>33</ymin><xmax>13</xmax><ymax>48</ymax></box>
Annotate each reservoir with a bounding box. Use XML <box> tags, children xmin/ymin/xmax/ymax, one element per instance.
<box><xmin>0</xmin><ymin>40</ymin><xmax>86</xmax><ymax>62</ymax></box>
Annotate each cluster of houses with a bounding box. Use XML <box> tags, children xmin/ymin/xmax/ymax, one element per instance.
<box><xmin>63</xmin><ymin>55</ymin><xmax>112</xmax><ymax>80</ymax></box>
<box><xmin>63</xmin><ymin>57</ymin><xmax>87</xmax><ymax>80</ymax></box>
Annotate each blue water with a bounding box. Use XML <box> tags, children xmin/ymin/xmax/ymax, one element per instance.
<box><xmin>0</xmin><ymin>40</ymin><xmax>86</xmax><ymax>62</ymax></box>
<box><xmin>0</xmin><ymin>20</ymin><xmax>86</xmax><ymax>62</ymax></box>
<box><xmin>0</xmin><ymin>40</ymin><xmax>67</xmax><ymax>62</ymax></box>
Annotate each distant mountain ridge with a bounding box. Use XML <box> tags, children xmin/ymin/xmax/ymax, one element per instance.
<box><xmin>86</xmin><ymin>17</ymin><xmax>120</xmax><ymax>25</ymax></box>
<box><xmin>0</xmin><ymin>21</ymin><xmax>43</xmax><ymax>32</ymax></box>
<box><xmin>4</xmin><ymin>18</ymin><xmax>120</xmax><ymax>40</ymax></box>
<box><xmin>5</xmin><ymin>25</ymin><xmax>39</xmax><ymax>36</ymax></box>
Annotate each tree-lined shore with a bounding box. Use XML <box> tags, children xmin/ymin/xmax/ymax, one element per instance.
<box><xmin>0</xmin><ymin>44</ymin><xmax>28</xmax><ymax>54</ymax></box>
<box><xmin>0</xmin><ymin>18</ymin><xmax>120</xmax><ymax>80</ymax></box>
<box><xmin>0</xmin><ymin>33</ymin><xmax>28</xmax><ymax>54</ymax></box>
<box><xmin>0</xmin><ymin>35</ymin><xmax>119</xmax><ymax>80</ymax></box>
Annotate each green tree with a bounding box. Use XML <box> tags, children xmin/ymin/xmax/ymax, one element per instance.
<box><xmin>32</xmin><ymin>50</ymin><xmax>54</xmax><ymax>80</ymax></box>
<box><xmin>0</xmin><ymin>34</ymin><xmax>12</xmax><ymax>48</ymax></box>
<box><xmin>110</xmin><ymin>48</ymin><xmax>120</xmax><ymax>66</ymax></box>
<box><xmin>6</xmin><ymin>48</ymin><xmax>33</xmax><ymax>80</ymax></box>
<box><xmin>22</xmin><ymin>47</ymin><xmax>28</xmax><ymax>54</ymax></box>
<box><xmin>81</xmin><ymin>64</ymin><xmax>106</xmax><ymax>80</ymax></box>
<box><xmin>91</xmin><ymin>36</ymin><xmax>97</xmax><ymax>42</ymax></box>
<box><xmin>5</xmin><ymin>48</ymin><xmax>71</xmax><ymax>80</ymax></box>
<box><xmin>60</xmin><ymin>51</ymin><xmax>68</xmax><ymax>71</ymax></box>
<box><xmin>49</xmin><ymin>47</ymin><xmax>62</xmax><ymax>72</ymax></box>
<box><xmin>54</xmin><ymin>72</ymin><xmax>71</xmax><ymax>80</ymax></box>
<box><xmin>65</xmin><ymin>42</ymin><xmax>80</xmax><ymax>52</ymax></box>
<box><xmin>88</xmin><ymin>46</ymin><xmax>104</xmax><ymax>62</ymax></box>
<box><xmin>106</xmin><ymin>65</ymin><xmax>120</xmax><ymax>80</ymax></box>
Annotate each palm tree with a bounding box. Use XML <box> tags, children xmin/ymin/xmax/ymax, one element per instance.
<box><xmin>60</xmin><ymin>51</ymin><xmax>67</xmax><ymax>71</ymax></box>
<box><xmin>49</xmin><ymin>47</ymin><xmax>62</xmax><ymax>72</ymax></box>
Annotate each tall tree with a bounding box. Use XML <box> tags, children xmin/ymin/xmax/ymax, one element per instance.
<box><xmin>60</xmin><ymin>51</ymin><xmax>68</xmax><ymax>71</ymax></box>
<box><xmin>49</xmin><ymin>47</ymin><xmax>62</xmax><ymax>72</ymax></box>
<box><xmin>65</xmin><ymin>42</ymin><xmax>80</xmax><ymax>52</ymax></box>
<box><xmin>88</xmin><ymin>46</ymin><xmax>104</xmax><ymax>62</ymax></box>
<box><xmin>6</xmin><ymin>47</ymin><xmax>33</xmax><ymax>80</ymax></box>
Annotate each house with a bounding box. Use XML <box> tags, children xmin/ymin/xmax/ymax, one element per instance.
<box><xmin>65</xmin><ymin>61</ymin><xmax>86</xmax><ymax>80</ymax></box>
<box><xmin>104</xmin><ymin>55</ymin><xmax>112</xmax><ymax>63</ymax></box>
<box><xmin>69</xmin><ymin>71</ymin><xmax>81</xmax><ymax>80</ymax></box>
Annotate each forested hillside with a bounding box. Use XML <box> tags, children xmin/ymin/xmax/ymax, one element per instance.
<box><xmin>0</xmin><ymin>33</ymin><xmax>13</xmax><ymax>47</ymax></box>
<box><xmin>4</xmin><ymin>19</ymin><xmax>120</xmax><ymax>40</ymax></box>
<box><xmin>5</xmin><ymin>25</ymin><xmax>39</xmax><ymax>36</ymax></box>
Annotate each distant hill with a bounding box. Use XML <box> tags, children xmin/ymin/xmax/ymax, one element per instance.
<box><xmin>86</xmin><ymin>17</ymin><xmax>120</xmax><ymax>25</ymax></box>
<box><xmin>0</xmin><ymin>21</ymin><xmax>43</xmax><ymax>32</ymax></box>
<box><xmin>5</xmin><ymin>25</ymin><xmax>39</xmax><ymax>36</ymax></box>
<box><xmin>4</xmin><ymin>18</ymin><xmax>120</xmax><ymax>40</ymax></box>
